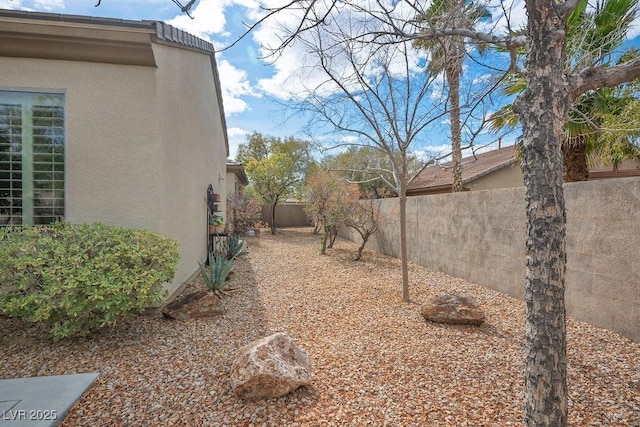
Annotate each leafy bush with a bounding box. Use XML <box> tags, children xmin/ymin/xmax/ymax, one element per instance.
<box><xmin>0</xmin><ymin>223</ymin><xmax>179</xmax><ymax>340</ymax></box>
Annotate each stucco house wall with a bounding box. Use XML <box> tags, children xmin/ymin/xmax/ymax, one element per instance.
<box><xmin>465</xmin><ymin>163</ymin><xmax>524</xmax><ymax>191</ymax></box>
<box><xmin>0</xmin><ymin>11</ymin><xmax>228</xmax><ymax>297</ymax></box>
<box><xmin>226</xmin><ymin>162</ymin><xmax>249</xmax><ymax>197</ymax></box>
<box><xmin>408</xmin><ymin>145</ymin><xmax>640</xmax><ymax>195</ymax></box>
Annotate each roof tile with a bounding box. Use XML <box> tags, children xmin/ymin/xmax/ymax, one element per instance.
<box><xmin>408</xmin><ymin>145</ymin><xmax>517</xmax><ymax>192</ymax></box>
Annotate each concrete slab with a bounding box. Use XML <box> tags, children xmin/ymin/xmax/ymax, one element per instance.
<box><xmin>0</xmin><ymin>373</ymin><xmax>98</xmax><ymax>427</ymax></box>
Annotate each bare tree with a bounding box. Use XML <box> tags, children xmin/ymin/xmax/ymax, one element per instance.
<box><xmin>232</xmin><ymin>1</ymin><xmax>640</xmax><ymax>424</ymax></box>
<box><xmin>264</xmin><ymin>8</ymin><xmax>495</xmax><ymax>301</ymax></box>
<box><xmin>345</xmin><ymin>196</ymin><xmax>387</xmax><ymax>261</ymax></box>
<box><xmin>294</xmin><ymin>24</ymin><xmax>449</xmax><ymax>302</ymax></box>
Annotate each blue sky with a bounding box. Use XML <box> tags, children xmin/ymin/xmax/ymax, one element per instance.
<box><xmin>2</xmin><ymin>0</ymin><xmax>639</xmax><ymax>161</ymax></box>
<box><xmin>1</xmin><ymin>0</ymin><xmax>308</xmax><ymax>159</ymax></box>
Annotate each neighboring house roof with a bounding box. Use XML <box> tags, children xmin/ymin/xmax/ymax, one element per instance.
<box><xmin>0</xmin><ymin>8</ymin><xmax>229</xmax><ymax>156</ymax></box>
<box><xmin>226</xmin><ymin>160</ymin><xmax>249</xmax><ymax>186</ymax></box>
<box><xmin>589</xmin><ymin>158</ymin><xmax>640</xmax><ymax>179</ymax></box>
<box><xmin>407</xmin><ymin>145</ymin><xmax>517</xmax><ymax>195</ymax></box>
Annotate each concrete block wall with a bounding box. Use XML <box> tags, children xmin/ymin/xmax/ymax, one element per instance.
<box><xmin>563</xmin><ymin>178</ymin><xmax>639</xmax><ymax>341</ymax></box>
<box><xmin>261</xmin><ymin>203</ymin><xmax>310</xmax><ymax>227</ymax></box>
<box><xmin>341</xmin><ymin>177</ymin><xmax>639</xmax><ymax>340</ymax></box>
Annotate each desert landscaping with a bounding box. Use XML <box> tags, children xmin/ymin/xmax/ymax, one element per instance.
<box><xmin>1</xmin><ymin>228</ymin><xmax>638</xmax><ymax>426</ymax></box>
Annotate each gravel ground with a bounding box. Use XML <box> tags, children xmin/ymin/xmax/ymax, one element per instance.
<box><xmin>1</xmin><ymin>227</ymin><xmax>639</xmax><ymax>426</ymax></box>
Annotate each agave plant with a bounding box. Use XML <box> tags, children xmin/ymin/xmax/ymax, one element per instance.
<box><xmin>198</xmin><ymin>252</ymin><xmax>235</xmax><ymax>293</ymax></box>
<box><xmin>226</xmin><ymin>233</ymin><xmax>246</xmax><ymax>260</ymax></box>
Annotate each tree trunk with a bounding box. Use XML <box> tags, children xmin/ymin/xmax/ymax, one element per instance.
<box><xmin>515</xmin><ymin>2</ymin><xmax>568</xmax><ymax>425</ymax></box>
<box><xmin>355</xmin><ymin>232</ymin><xmax>370</xmax><ymax>261</ymax></box>
<box><xmin>399</xmin><ymin>163</ymin><xmax>409</xmax><ymax>302</ymax></box>
<box><xmin>270</xmin><ymin>201</ymin><xmax>277</xmax><ymax>235</ymax></box>
<box><xmin>562</xmin><ymin>135</ymin><xmax>589</xmax><ymax>182</ymax></box>
<box><xmin>326</xmin><ymin>225</ymin><xmax>337</xmax><ymax>248</ymax></box>
<box><xmin>448</xmin><ymin>52</ymin><xmax>463</xmax><ymax>192</ymax></box>
<box><xmin>320</xmin><ymin>224</ymin><xmax>329</xmax><ymax>254</ymax></box>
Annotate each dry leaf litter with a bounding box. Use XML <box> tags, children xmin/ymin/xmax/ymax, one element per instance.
<box><xmin>1</xmin><ymin>227</ymin><xmax>638</xmax><ymax>426</ymax></box>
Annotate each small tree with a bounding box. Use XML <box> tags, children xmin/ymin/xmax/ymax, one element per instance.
<box><xmin>344</xmin><ymin>194</ymin><xmax>388</xmax><ymax>261</ymax></box>
<box><xmin>321</xmin><ymin>146</ymin><xmax>423</xmax><ymax>198</ymax></box>
<box><xmin>237</xmin><ymin>132</ymin><xmax>311</xmax><ymax>234</ymax></box>
<box><xmin>305</xmin><ymin>168</ymin><xmax>357</xmax><ymax>254</ymax></box>
<box><xmin>227</xmin><ymin>192</ymin><xmax>263</xmax><ymax>235</ymax></box>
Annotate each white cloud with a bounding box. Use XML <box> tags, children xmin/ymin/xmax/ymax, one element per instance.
<box><xmin>216</xmin><ymin>57</ymin><xmax>258</xmax><ymax>115</ymax></box>
<box><xmin>337</xmin><ymin>135</ymin><xmax>360</xmax><ymax>145</ymax></box>
<box><xmin>412</xmin><ymin>144</ymin><xmax>452</xmax><ymax>162</ymax></box>
<box><xmin>227</xmin><ymin>127</ymin><xmax>249</xmax><ymax>137</ymax></box>
<box><xmin>165</xmin><ymin>0</ymin><xmax>259</xmax><ymax>39</ymax></box>
<box><xmin>472</xmin><ymin>74</ymin><xmax>492</xmax><ymax>85</ymax></box>
<box><xmin>226</xmin><ymin>127</ymin><xmax>250</xmax><ymax>160</ymax></box>
<box><xmin>0</xmin><ymin>0</ymin><xmax>26</xmax><ymax>9</ymax></box>
<box><xmin>482</xmin><ymin>0</ymin><xmax>527</xmax><ymax>34</ymax></box>
<box><xmin>628</xmin><ymin>21</ymin><xmax>640</xmax><ymax>40</ymax></box>
<box><xmin>251</xmin><ymin>7</ymin><xmax>343</xmax><ymax>100</ymax></box>
<box><xmin>33</xmin><ymin>0</ymin><xmax>63</xmax><ymax>10</ymax></box>
<box><xmin>252</xmin><ymin>0</ymin><xmax>429</xmax><ymax>101</ymax></box>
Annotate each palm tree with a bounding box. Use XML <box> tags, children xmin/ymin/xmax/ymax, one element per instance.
<box><xmin>416</xmin><ymin>0</ymin><xmax>490</xmax><ymax>191</ymax></box>
<box><xmin>490</xmin><ymin>0</ymin><xmax>639</xmax><ymax>182</ymax></box>
<box><xmin>591</xmin><ymin>81</ymin><xmax>640</xmax><ymax>168</ymax></box>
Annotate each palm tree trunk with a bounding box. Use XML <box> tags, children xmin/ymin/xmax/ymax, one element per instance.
<box><xmin>449</xmin><ymin>58</ymin><xmax>463</xmax><ymax>192</ymax></box>
<box><xmin>516</xmin><ymin>1</ymin><xmax>569</xmax><ymax>425</ymax></box>
<box><xmin>562</xmin><ymin>135</ymin><xmax>589</xmax><ymax>182</ymax></box>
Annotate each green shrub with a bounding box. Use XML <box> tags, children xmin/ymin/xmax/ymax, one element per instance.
<box><xmin>0</xmin><ymin>223</ymin><xmax>179</xmax><ymax>340</ymax></box>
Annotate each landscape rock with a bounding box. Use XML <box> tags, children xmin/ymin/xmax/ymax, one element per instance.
<box><xmin>161</xmin><ymin>290</ymin><xmax>224</xmax><ymax>320</ymax></box>
<box><xmin>230</xmin><ymin>332</ymin><xmax>312</xmax><ymax>399</ymax></box>
<box><xmin>420</xmin><ymin>293</ymin><xmax>485</xmax><ymax>326</ymax></box>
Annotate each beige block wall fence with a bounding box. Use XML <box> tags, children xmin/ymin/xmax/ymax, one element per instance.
<box><xmin>261</xmin><ymin>202</ymin><xmax>310</xmax><ymax>227</ymax></box>
<box><xmin>341</xmin><ymin>177</ymin><xmax>640</xmax><ymax>341</ymax></box>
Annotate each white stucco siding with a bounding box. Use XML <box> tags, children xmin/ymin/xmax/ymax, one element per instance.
<box><xmin>152</xmin><ymin>43</ymin><xmax>227</xmax><ymax>295</ymax></box>
<box><xmin>0</xmin><ymin>56</ymin><xmax>163</xmax><ymax>230</ymax></box>
<box><xmin>226</xmin><ymin>172</ymin><xmax>237</xmax><ymax>196</ymax></box>
<box><xmin>0</xmin><ymin>43</ymin><xmax>227</xmax><ymax>297</ymax></box>
<box><xmin>467</xmin><ymin>164</ymin><xmax>524</xmax><ymax>191</ymax></box>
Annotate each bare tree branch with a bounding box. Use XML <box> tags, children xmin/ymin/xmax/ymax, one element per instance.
<box><xmin>570</xmin><ymin>57</ymin><xmax>640</xmax><ymax>98</ymax></box>
<box><xmin>557</xmin><ymin>0</ymin><xmax>582</xmax><ymax>20</ymax></box>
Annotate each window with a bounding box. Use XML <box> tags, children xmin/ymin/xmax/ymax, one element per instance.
<box><xmin>0</xmin><ymin>91</ymin><xmax>65</xmax><ymax>226</ymax></box>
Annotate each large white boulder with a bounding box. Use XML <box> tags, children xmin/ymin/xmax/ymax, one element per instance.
<box><xmin>230</xmin><ymin>333</ymin><xmax>312</xmax><ymax>399</ymax></box>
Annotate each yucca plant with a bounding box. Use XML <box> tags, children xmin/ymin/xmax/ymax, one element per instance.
<box><xmin>198</xmin><ymin>252</ymin><xmax>234</xmax><ymax>294</ymax></box>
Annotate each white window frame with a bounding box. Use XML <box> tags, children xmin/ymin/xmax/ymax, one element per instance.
<box><xmin>0</xmin><ymin>90</ymin><xmax>66</xmax><ymax>226</ymax></box>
